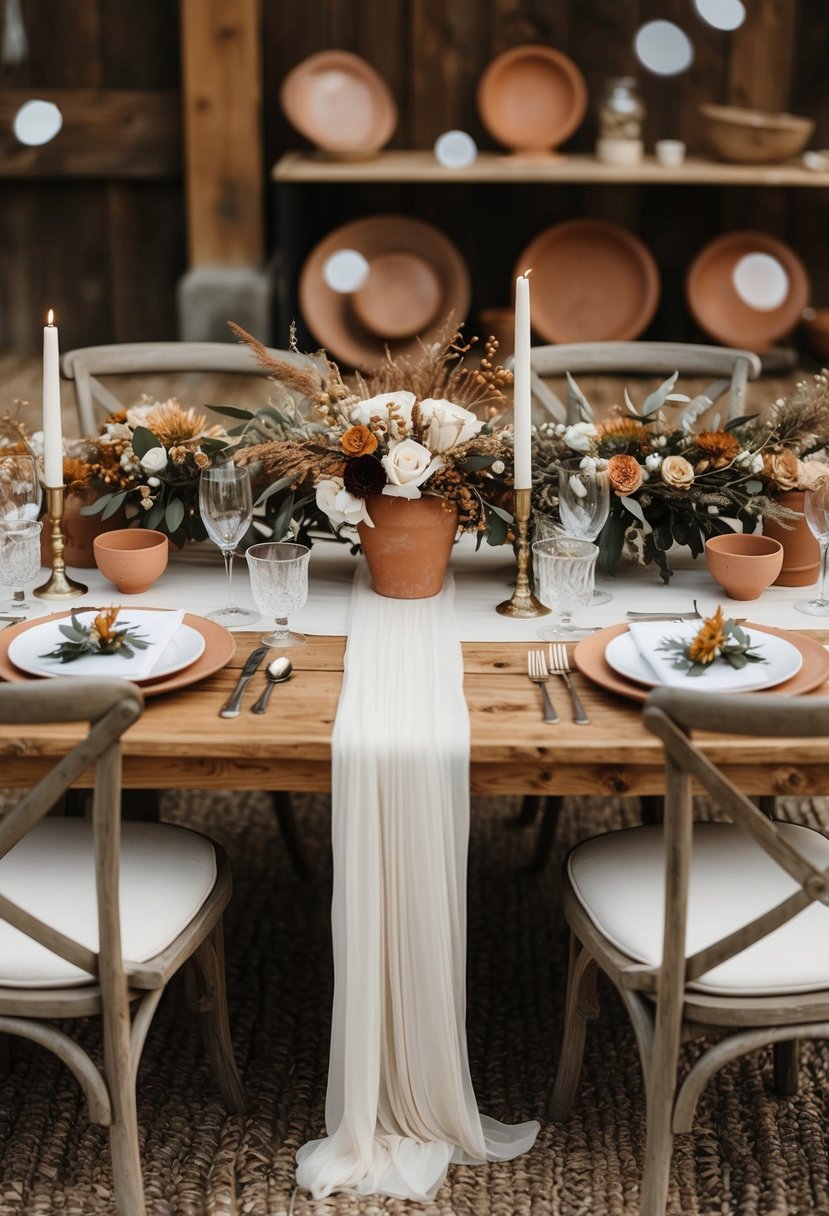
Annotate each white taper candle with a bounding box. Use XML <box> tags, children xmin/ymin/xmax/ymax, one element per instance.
<box><xmin>513</xmin><ymin>271</ymin><xmax>533</xmax><ymax>490</ymax></box>
<box><xmin>42</xmin><ymin>309</ymin><xmax>62</xmax><ymax>487</ymax></box>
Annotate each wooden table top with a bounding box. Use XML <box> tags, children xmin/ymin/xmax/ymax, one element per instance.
<box><xmin>2</xmin><ymin>630</ymin><xmax>829</xmax><ymax>798</ymax></box>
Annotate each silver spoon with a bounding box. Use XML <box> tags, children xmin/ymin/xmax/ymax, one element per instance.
<box><xmin>250</xmin><ymin>656</ymin><xmax>293</xmax><ymax>714</ymax></box>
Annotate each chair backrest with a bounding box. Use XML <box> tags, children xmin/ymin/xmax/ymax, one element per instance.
<box><xmin>643</xmin><ymin>687</ymin><xmax>829</xmax><ymax>995</ymax></box>
<box><xmin>524</xmin><ymin>341</ymin><xmax>762</xmax><ymax>425</ymax></box>
<box><xmin>0</xmin><ymin>678</ymin><xmax>143</xmax><ymax>986</ymax></box>
<box><xmin>61</xmin><ymin>341</ymin><xmax>307</xmax><ymax>435</ymax></box>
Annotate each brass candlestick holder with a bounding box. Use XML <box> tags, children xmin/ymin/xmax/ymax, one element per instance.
<box><xmin>34</xmin><ymin>484</ymin><xmax>87</xmax><ymax>599</ymax></box>
<box><xmin>496</xmin><ymin>487</ymin><xmax>549</xmax><ymax>617</ymax></box>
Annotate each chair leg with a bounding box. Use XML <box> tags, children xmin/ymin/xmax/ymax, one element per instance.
<box><xmin>773</xmin><ymin>1039</ymin><xmax>800</xmax><ymax>1096</ymax></box>
<box><xmin>187</xmin><ymin>922</ymin><xmax>248</xmax><ymax>1114</ymax></box>
<box><xmin>528</xmin><ymin>796</ymin><xmax>564</xmax><ymax>872</ymax></box>
<box><xmin>513</xmin><ymin>794</ymin><xmax>543</xmax><ymax>827</ymax></box>
<box><xmin>548</xmin><ymin>931</ymin><xmax>599</xmax><ymax>1120</ymax></box>
<box><xmin>102</xmin><ymin>1002</ymin><xmax>146</xmax><ymax>1215</ymax></box>
<box><xmin>271</xmin><ymin>791</ymin><xmax>314</xmax><ymax>878</ymax></box>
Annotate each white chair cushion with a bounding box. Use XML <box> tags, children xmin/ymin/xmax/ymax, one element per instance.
<box><xmin>0</xmin><ymin>819</ymin><xmax>217</xmax><ymax>988</ymax></box>
<box><xmin>568</xmin><ymin>822</ymin><xmax>829</xmax><ymax>997</ymax></box>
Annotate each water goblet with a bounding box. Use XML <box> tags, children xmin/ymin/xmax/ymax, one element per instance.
<box><xmin>246</xmin><ymin>542</ymin><xmax>310</xmax><ymax>648</ymax></box>
<box><xmin>0</xmin><ymin>453</ymin><xmax>41</xmax><ymax>524</ymax></box>
<box><xmin>532</xmin><ymin>536</ymin><xmax>598</xmax><ymax>640</ymax></box>
<box><xmin>0</xmin><ymin>519</ymin><xmax>43</xmax><ymax>609</ymax></box>
<box><xmin>198</xmin><ymin>465</ymin><xmax>259</xmax><ymax>627</ymax></box>
<box><xmin>557</xmin><ymin>458</ymin><xmax>612</xmax><ymax>605</ymax></box>
<box><xmin>796</xmin><ymin>481</ymin><xmax>829</xmax><ymax>615</ymax></box>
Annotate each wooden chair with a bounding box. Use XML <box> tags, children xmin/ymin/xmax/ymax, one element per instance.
<box><xmin>59</xmin><ymin>340</ymin><xmax>314</xmax><ymax>879</ymax></box>
<box><xmin>0</xmin><ymin>678</ymin><xmax>246</xmax><ymax>1216</ymax></box>
<box><xmin>550</xmin><ymin>686</ymin><xmax>829</xmax><ymax>1216</ymax></box>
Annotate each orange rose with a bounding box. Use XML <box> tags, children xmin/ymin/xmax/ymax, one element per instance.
<box><xmin>341</xmin><ymin>425</ymin><xmax>378</xmax><ymax>457</ymax></box>
<box><xmin>762</xmin><ymin>448</ymin><xmax>799</xmax><ymax>492</ymax></box>
<box><xmin>607</xmin><ymin>454</ymin><xmax>643</xmax><ymax>496</ymax></box>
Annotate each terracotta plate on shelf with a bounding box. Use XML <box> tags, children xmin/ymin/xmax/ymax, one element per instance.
<box><xmin>280</xmin><ymin>50</ymin><xmax>397</xmax><ymax>157</ymax></box>
<box><xmin>0</xmin><ymin>610</ymin><xmax>235</xmax><ymax>699</ymax></box>
<box><xmin>573</xmin><ymin>622</ymin><xmax>829</xmax><ymax>704</ymax></box>
<box><xmin>515</xmin><ymin>219</ymin><xmax>660</xmax><ymax>343</ymax></box>
<box><xmin>477</xmin><ymin>44</ymin><xmax>587</xmax><ymax>156</ymax></box>
<box><xmin>686</xmin><ymin>230</ymin><xmax>809</xmax><ymax>351</ymax></box>
<box><xmin>299</xmin><ymin>215</ymin><xmax>471</xmax><ymax>371</ymax></box>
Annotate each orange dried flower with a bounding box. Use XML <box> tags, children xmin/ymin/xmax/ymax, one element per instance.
<box><xmin>91</xmin><ymin>606</ymin><xmax>121</xmax><ymax>643</ymax></box>
<box><xmin>607</xmin><ymin>454</ymin><xmax>643</xmax><ymax>496</ymax></box>
<box><xmin>687</xmin><ymin>606</ymin><xmax>727</xmax><ymax>665</ymax></box>
<box><xmin>762</xmin><ymin>448</ymin><xmax>800</xmax><ymax>491</ymax></box>
<box><xmin>596</xmin><ymin>416</ymin><xmax>645</xmax><ymax>441</ymax></box>
<box><xmin>695</xmin><ymin>431</ymin><xmax>741</xmax><ymax>466</ymax></box>
<box><xmin>340</xmin><ymin>425</ymin><xmax>378</xmax><ymax>457</ymax></box>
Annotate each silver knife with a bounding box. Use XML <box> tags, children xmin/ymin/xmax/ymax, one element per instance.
<box><xmin>219</xmin><ymin>646</ymin><xmax>269</xmax><ymax>718</ymax></box>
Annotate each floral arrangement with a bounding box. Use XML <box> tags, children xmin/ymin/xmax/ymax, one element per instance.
<box><xmin>658</xmin><ymin>606</ymin><xmax>765</xmax><ymax>676</ymax></box>
<box><xmin>40</xmin><ymin>606</ymin><xmax>149</xmax><ymax>663</ymax></box>
<box><xmin>226</xmin><ymin>323</ymin><xmax>516</xmax><ymax>547</ymax></box>
<box><xmin>531</xmin><ymin>371</ymin><xmax>829</xmax><ymax>583</ymax></box>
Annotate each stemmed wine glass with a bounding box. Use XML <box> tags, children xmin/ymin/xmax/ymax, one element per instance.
<box><xmin>198</xmin><ymin>465</ymin><xmax>259</xmax><ymax>627</ymax></box>
<box><xmin>0</xmin><ymin>453</ymin><xmax>42</xmax><ymax>609</ymax></box>
<box><xmin>245</xmin><ymin>542</ymin><xmax>310</xmax><ymax>648</ymax></box>
<box><xmin>0</xmin><ymin>519</ymin><xmax>42</xmax><ymax>609</ymax></box>
<box><xmin>796</xmin><ymin>481</ymin><xmax>829</xmax><ymax>615</ymax></box>
<box><xmin>557</xmin><ymin>459</ymin><xmax>612</xmax><ymax>605</ymax></box>
<box><xmin>532</xmin><ymin>536</ymin><xmax>599</xmax><ymax>640</ymax></box>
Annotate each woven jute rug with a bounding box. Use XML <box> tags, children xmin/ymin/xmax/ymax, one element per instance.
<box><xmin>1</xmin><ymin>790</ymin><xmax>829</xmax><ymax>1216</ymax></box>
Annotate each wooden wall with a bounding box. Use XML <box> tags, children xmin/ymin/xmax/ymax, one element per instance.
<box><xmin>1</xmin><ymin>0</ymin><xmax>827</xmax><ymax>355</ymax></box>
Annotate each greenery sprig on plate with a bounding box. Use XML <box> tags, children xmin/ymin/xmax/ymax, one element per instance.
<box><xmin>658</xmin><ymin>606</ymin><xmax>766</xmax><ymax>677</ymax></box>
<box><xmin>40</xmin><ymin>607</ymin><xmax>151</xmax><ymax>664</ymax></box>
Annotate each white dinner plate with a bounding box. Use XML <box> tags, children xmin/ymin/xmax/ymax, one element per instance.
<box><xmin>604</xmin><ymin>628</ymin><xmax>803</xmax><ymax>692</ymax></box>
<box><xmin>8</xmin><ymin>619</ymin><xmax>206</xmax><ymax>682</ymax></box>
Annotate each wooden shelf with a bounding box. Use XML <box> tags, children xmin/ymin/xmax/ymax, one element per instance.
<box><xmin>273</xmin><ymin>149</ymin><xmax>829</xmax><ymax>187</ymax></box>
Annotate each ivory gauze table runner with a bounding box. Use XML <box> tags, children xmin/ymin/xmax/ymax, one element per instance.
<box><xmin>296</xmin><ymin>568</ymin><xmax>539</xmax><ymax>1200</ymax></box>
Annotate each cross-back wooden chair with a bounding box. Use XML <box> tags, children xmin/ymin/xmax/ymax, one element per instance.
<box><xmin>0</xmin><ymin>678</ymin><xmax>246</xmax><ymax>1216</ymax></box>
<box><xmin>550</xmin><ymin>686</ymin><xmax>829</xmax><ymax>1216</ymax></box>
<box><xmin>59</xmin><ymin>340</ymin><xmax>313</xmax><ymax>878</ymax></box>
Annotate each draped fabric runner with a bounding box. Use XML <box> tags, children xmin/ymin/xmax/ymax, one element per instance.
<box><xmin>296</xmin><ymin>568</ymin><xmax>539</xmax><ymax>1200</ymax></box>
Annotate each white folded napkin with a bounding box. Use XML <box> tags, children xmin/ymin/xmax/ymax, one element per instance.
<box><xmin>36</xmin><ymin>608</ymin><xmax>186</xmax><ymax>679</ymax></box>
<box><xmin>626</xmin><ymin>619</ymin><xmax>773</xmax><ymax>691</ymax></box>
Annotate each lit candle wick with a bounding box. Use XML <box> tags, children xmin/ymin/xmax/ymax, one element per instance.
<box><xmin>47</xmin><ymin>308</ymin><xmax>55</xmax><ymax>326</ymax></box>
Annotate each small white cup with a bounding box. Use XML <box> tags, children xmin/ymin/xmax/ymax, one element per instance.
<box><xmin>655</xmin><ymin>139</ymin><xmax>686</xmax><ymax>166</ymax></box>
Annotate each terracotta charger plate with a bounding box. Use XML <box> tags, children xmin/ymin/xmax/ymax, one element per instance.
<box><xmin>477</xmin><ymin>44</ymin><xmax>587</xmax><ymax>157</ymax></box>
<box><xmin>0</xmin><ymin>610</ymin><xmax>236</xmax><ymax>699</ymax></box>
<box><xmin>299</xmin><ymin>214</ymin><xmax>471</xmax><ymax>371</ymax></box>
<box><xmin>280</xmin><ymin>50</ymin><xmax>397</xmax><ymax>157</ymax></box>
<box><xmin>686</xmin><ymin>230</ymin><xmax>809</xmax><ymax>352</ymax></box>
<box><xmin>516</xmin><ymin>219</ymin><xmax>660</xmax><ymax>343</ymax></box>
<box><xmin>573</xmin><ymin>622</ymin><xmax>829</xmax><ymax>704</ymax></box>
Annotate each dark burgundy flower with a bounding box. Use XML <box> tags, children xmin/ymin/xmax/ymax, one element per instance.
<box><xmin>343</xmin><ymin>454</ymin><xmax>386</xmax><ymax>499</ymax></box>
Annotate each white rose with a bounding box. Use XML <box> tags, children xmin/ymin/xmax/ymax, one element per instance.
<box><xmin>381</xmin><ymin>438</ymin><xmax>444</xmax><ymax>499</ymax></box>
<box><xmin>563</xmin><ymin>422</ymin><xmax>598</xmax><ymax>453</ymax></box>
<box><xmin>418</xmin><ymin>397</ymin><xmax>484</xmax><ymax>453</ymax></box>
<box><xmin>140</xmin><ymin>446</ymin><xmax>168</xmax><ymax>473</ymax></box>
<box><xmin>350</xmin><ymin>391</ymin><xmax>415</xmax><ymax>439</ymax></box>
<box><xmin>315</xmin><ymin>477</ymin><xmax>374</xmax><ymax>528</ymax></box>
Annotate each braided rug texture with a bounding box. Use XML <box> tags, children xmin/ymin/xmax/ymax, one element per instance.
<box><xmin>1</xmin><ymin>791</ymin><xmax>829</xmax><ymax>1216</ymax></box>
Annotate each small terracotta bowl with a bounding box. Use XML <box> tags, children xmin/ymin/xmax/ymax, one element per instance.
<box><xmin>704</xmin><ymin>533</ymin><xmax>784</xmax><ymax>601</ymax></box>
<box><xmin>93</xmin><ymin>529</ymin><xmax>168</xmax><ymax>595</ymax></box>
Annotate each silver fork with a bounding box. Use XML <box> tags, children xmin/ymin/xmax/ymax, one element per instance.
<box><xmin>548</xmin><ymin>643</ymin><xmax>591</xmax><ymax>726</ymax></box>
<box><xmin>527</xmin><ymin>649</ymin><xmax>559</xmax><ymax>724</ymax></box>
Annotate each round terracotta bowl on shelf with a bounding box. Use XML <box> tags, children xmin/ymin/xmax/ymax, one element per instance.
<box><xmin>699</xmin><ymin>103</ymin><xmax>814</xmax><ymax>164</ymax></box>
<box><xmin>515</xmin><ymin>218</ymin><xmax>660</xmax><ymax>343</ymax></box>
<box><xmin>280</xmin><ymin>50</ymin><xmax>397</xmax><ymax>158</ymax></box>
<box><xmin>686</xmin><ymin>230</ymin><xmax>809</xmax><ymax>351</ymax></box>
<box><xmin>93</xmin><ymin>529</ymin><xmax>168</xmax><ymax>595</ymax></box>
<box><xmin>477</xmin><ymin>44</ymin><xmax>587</xmax><ymax>158</ymax></box>
<box><xmin>704</xmin><ymin>533</ymin><xmax>784</xmax><ymax>601</ymax></box>
<box><xmin>298</xmin><ymin>214</ymin><xmax>470</xmax><ymax>372</ymax></box>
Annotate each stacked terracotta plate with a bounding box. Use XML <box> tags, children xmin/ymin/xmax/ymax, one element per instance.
<box><xmin>477</xmin><ymin>44</ymin><xmax>587</xmax><ymax>158</ymax></box>
<box><xmin>281</xmin><ymin>51</ymin><xmax>397</xmax><ymax>157</ymax></box>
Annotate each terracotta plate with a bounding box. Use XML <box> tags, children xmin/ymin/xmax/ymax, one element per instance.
<box><xmin>280</xmin><ymin>50</ymin><xmax>397</xmax><ymax>156</ymax></box>
<box><xmin>574</xmin><ymin>622</ymin><xmax>829</xmax><ymax>704</ymax></box>
<box><xmin>0</xmin><ymin>610</ymin><xmax>235</xmax><ymax>699</ymax></box>
<box><xmin>477</xmin><ymin>44</ymin><xmax>587</xmax><ymax>155</ymax></box>
<box><xmin>299</xmin><ymin>215</ymin><xmax>471</xmax><ymax>371</ymax></box>
<box><xmin>686</xmin><ymin>230</ymin><xmax>809</xmax><ymax>351</ymax></box>
<box><xmin>516</xmin><ymin>219</ymin><xmax>660</xmax><ymax>343</ymax></box>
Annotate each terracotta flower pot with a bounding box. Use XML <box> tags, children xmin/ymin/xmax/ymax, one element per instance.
<box><xmin>357</xmin><ymin>494</ymin><xmax>459</xmax><ymax>599</ymax></box>
<box><xmin>40</xmin><ymin>488</ymin><xmax>128</xmax><ymax>569</ymax></box>
<box><xmin>761</xmin><ymin>490</ymin><xmax>821</xmax><ymax>586</ymax></box>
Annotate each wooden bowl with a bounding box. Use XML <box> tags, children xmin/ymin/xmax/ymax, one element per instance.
<box><xmin>477</xmin><ymin>45</ymin><xmax>587</xmax><ymax>157</ymax></box>
<box><xmin>699</xmin><ymin>103</ymin><xmax>814</xmax><ymax>164</ymax></box>
<box><xmin>93</xmin><ymin>529</ymin><xmax>168</xmax><ymax>595</ymax></box>
<box><xmin>686</xmin><ymin>230</ymin><xmax>809</xmax><ymax>351</ymax></box>
<box><xmin>704</xmin><ymin>533</ymin><xmax>784</xmax><ymax>601</ymax></box>
<box><xmin>280</xmin><ymin>51</ymin><xmax>397</xmax><ymax>157</ymax></box>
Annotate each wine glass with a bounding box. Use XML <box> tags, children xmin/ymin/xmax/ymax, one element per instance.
<box><xmin>532</xmin><ymin>536</ymin><xmax>598</xmax><ymax>640</ymax></box>
<box><xmin>796</xmin><ymin>481</ymin><xmax>829</xmax><ymax>615</ymax></box>
<box><xmin>557</xmin><ymin>459</ymin><xmax>612</xmax><ymax>605</ymax></box>
<box><xmin>0</xmin><ymin>454</ymin><xmax>42</xmax><ymax>609</ymax></box>
<box><xmin>198</xmin><ymin>465</ymin><xmax>259</xmax><ymax>627</ymax></box>
<box><xmin>245</xmin><ymin>542</ymin><xmax>310</xmax><ymax>648</ymax></box>
<box><xmin>0</xmin><ymin>519</ymin><xmax>43</xmax><ymax>609</ymax></box>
